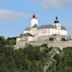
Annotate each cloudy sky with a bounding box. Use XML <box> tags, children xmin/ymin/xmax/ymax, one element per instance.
<box><xmin>0</xmin><ymin>0</ymin><xmax>72</xmax><ymax>37</ymax></box>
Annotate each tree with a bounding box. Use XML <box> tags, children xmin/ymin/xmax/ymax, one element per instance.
<box><xmin>7</xmin><ymin>37</ymin><xmax>17</xmax><ymax>45</ymax></box>
<box><xmin>0</xmin><ymin>37</ymin><xmax>72</xmax><ymax>72</ymax></box>
<box><xmin>49</xmin><ymin>37</ymin><xmax>55</xmax><ymax>41</ymax></box>
<box><xmin>0</xmin><ymin>36</ymin><xmax>7</xmax><ymax>45</ymax></box>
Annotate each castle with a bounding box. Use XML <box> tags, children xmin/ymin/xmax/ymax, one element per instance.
<box><xmin>15</xmin><ymin>14</ymin><xmax>72</xmax><ymax>49</ymax></box>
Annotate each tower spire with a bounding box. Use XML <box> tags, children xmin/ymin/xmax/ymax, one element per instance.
<box><xmin>32</xmin><ymin>14</ymin><xmax>36</xmax><ymax>18</ymax></box>
<box><xmin>56</xmin><ymin>16</ymin><xmax>58</xmax><ymax>20</ymax></box>
<box><xmin>54</xmin><ymin>16</ymin><xmax>59</xmax><ymax>23</ymax></box>
<box><xmin>31</xmin><ymin>14</ymin><xmax>38</xmax><ymax>27</ymax></box>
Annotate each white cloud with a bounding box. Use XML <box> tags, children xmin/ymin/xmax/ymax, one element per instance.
<box><xmin>41</xmin><ymin>0</ymin><xmax>72</xmax><ymax>8</ymax></box>
<box><xmin>0</xmin><ymin>9</ymin><xmax>31</xmax><ymax>20</ymax></box>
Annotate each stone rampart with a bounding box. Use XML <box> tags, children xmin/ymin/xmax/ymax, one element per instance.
<box><xmin>15</xmin><ymin>41</ymin><xmax>72</xmax><ymax>49</ymax></box>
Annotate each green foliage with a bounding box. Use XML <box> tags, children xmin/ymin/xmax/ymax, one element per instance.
<box><xmin>0</xmin><ymin>43</ymin><xmax>50</xmax><ymax>72</ymax></box>
<box><xmin>49</xmin><ymin>37</ymin><xmax>55</xmax><ymax>41</ymax></box>
<box><xmin>0</xmin><ymin>36</ymin><xmax>72</xmax><ymax>72</ymax></box>
<box><xmin>0</xmin><ymin>36</ymin><xmax>7</xmax><ymax>45</ymax></box>
<box><xmin>7</xmin><ymin>37</ymin><xmax>16</xmax><ymax>45</ymax></box>
<box><xmin>61</xmin><ymin>38</ymin><xmax>67</xmax><ymax>41</ymax></box>
<box><xmin>0</xmin><ymin>36</ymin><xmax>16</xmax><ymax>46</ymax></box>
<box><xmin>54</xmin><ymin>47</ymin><xmax>72</xmax><ymax>72</ymax></box>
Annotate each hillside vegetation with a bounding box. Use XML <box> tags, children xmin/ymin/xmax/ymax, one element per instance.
<box><xmin>0</xmin><ymin>36</ymin><xmax>72</xmax><ymax>72</ymax></box>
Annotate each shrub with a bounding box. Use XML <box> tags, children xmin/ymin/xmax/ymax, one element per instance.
<box><xmin>49</xmin><ymin>37</ymin><xmax>55</xmax><ymax>41</ymax></box>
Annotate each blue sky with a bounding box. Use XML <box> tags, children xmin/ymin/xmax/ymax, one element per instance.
<box><xmin>0</xmin><ymin>0</ymin><xmax>72</xmax><ymax>37</ymax></box>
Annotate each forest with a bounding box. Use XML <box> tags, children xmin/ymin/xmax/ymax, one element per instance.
<box><xmin>0</xmin><ymin>36</ymin><xmax>72</xmax><ymax>72</ymax></box>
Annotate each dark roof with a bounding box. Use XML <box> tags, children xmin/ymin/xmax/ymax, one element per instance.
<box><xmin>25</xmin><ymin>24</ymin><xmax>38</xmax><ymax>31</ymax></box>
<box><xmin>24</xmin><ymin>33</ymin><xmax>33</xmax><ymax>36</ymax></box>
<box><xmin>38</xmin><ymin>25</ymin><xmax>66</xmax><ymax>30</ymax></box>
<box><xmin>38</xmin><ymin>25</ymin><xmax>56</xmax><ymax>29</ymax></box>
<box><xmin>19</xmin><ymin>33</ymin><xmax>33</xmax><ymax>37</ymax></box>
<box><xmin>19</xmin><ymin>34</ymin><xmax>24</xmax><ymax>37</ymax></box>
<box><xmin>25</xmin><ymin>27</ymin><xmax>31</xmax><ymax>31</ymax></box>
<box><xmin>25</xmin><ymin>24</ymin><xmax>66</xmax><ymax>31</ymax></box>
<box><xmin>61</xmin><ymin>26</ymin><xmax>66</xmax><ymax>30</ymax></box>
<box><xmin>32</xmin><ymin>24</ymin><xmax>38</xmax><ymax>28</ymax></box>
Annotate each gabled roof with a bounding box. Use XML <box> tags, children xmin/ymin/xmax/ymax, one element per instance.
<box><xmin>38</xmin><ymin>25</ymin><xmax>56</xmax><ymax>29</ymax></box>
<box><xmin>24</xmin><ymin>33</ymin><xmax>33</xmax><ymax>36</ymax></box>
<box><xmin>61</xmin><ymin>26</ymin><xmax>66</xmax><ymax>30</ymax></box>
<box><xmin>38</xmin><ymin>25</ymin><xmax>66</xmax><ymax>30</ymax></box>
<box><xmin>19</xmin><ymin>33</ymin><xmax>33</xmax><ymax>37</ymax></box>
<box><xmin>25</xmin><ymin>24</ymin><xmax>38</xmax><ymax>31</ymax></box>
<box><xmin>25</xmin><ymin>24</ymin><xmax>66</xmax><ymax>31</ymax></box>
<box><xmin>32</xmin><ymin>24</ymin><xmax>38</xmax><ymax>28</ymax></box>
<box><xmin>25</xmin><ymin>27</ymin><xmax>31</xmax><ymax>31</ymax></box>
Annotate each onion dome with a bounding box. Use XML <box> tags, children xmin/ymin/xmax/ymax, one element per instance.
<box><xmin>54</xmin><ymin>16</ymin><xmax>59</xmax><ymax>23</ymax></box>
<box><xmin>32</xmin><ymin>14</ymin><xmax>36</xmax><ymax>18</ymax></box>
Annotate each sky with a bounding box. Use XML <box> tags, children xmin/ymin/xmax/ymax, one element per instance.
<box><xmin>0</xmin><ymin>0</ymin><xmax>72</xmax><ymax>37</ymax></box>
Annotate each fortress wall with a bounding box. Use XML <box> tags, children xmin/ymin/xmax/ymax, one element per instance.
<box><xmin>28</xmin><ymin>41</ymin><xmax>72</xmax><ymax>49</ymax></box>
<box><xmin>14</xmin><ymin>41</ymin><xmax>26</xmax><ymax>49</ymax></box>
<box><xmin>47</xmin><ymin>41</ymin><xmax>72</xmax><ymax>49</ymax></box>
<box><xmin>14</xmin><ymin>41</ymin><xmax>72</xmax><ymax>49</ymax></box>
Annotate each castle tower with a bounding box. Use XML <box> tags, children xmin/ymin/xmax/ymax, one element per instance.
<box><xmin>31</xmin><ymin>14</ymin><xmax>38</xmax><ymax>27</ymax></box>
<box><xmin>54</xmin><ymin>17</ymin><xmax>61</xmax><ymax>29</ymax></box>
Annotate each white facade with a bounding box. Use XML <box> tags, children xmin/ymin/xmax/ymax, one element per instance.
<box><xmin>27</xmin><ymin>28</ymin><xmax>67</xmax><ymax>37</ymax></box>
<box><xmin>30</xmin><ymin>28</ymin><xmax>38</xmax><ymax>35</ymax></box>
